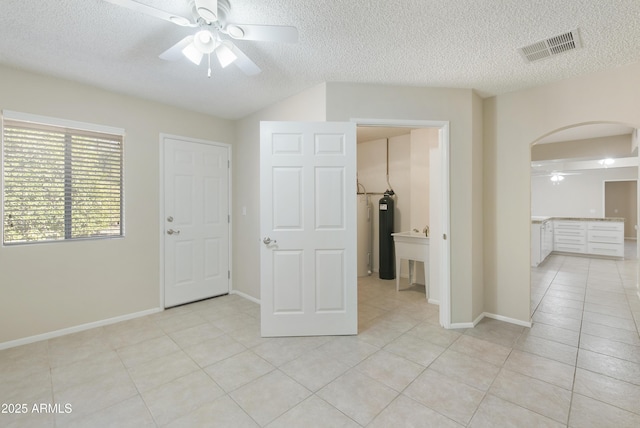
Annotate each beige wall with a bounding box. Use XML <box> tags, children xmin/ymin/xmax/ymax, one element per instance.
<box><xmin>484</xmin><ymin>61</ymin><xmax>640</xmax><ymax>322</ymax></box>
<box><xmin>0</xmin><ymin>65</ymin><xmax>235</xmax><ymax>344</ymax></box>
<box><xmin>232</xmin><ymin>83</ymin><xmax>327</xmax><ymax>300</ymax></box>
<box><xmin>325</xmin><ymin>83</ymin><xmax>484</xmax><ymax>324</ymax></box>
<box><xmin>532</xmin><ymin>134</ymin><xmax>633</xmax><ymax>161</ymax></box>
<box><xmin>410</xmin><ymin>129</ymin><xmax>434</xmax><ymax>232</ymax></box>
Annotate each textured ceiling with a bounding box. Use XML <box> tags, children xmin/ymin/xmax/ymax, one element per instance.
<box><xmin>1</xmin><ymin>0</ymin><xmax>640</xmax><ymax>119</ymax></box>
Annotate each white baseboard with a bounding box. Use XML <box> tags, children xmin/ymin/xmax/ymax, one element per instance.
<box><xmin>0</xmin><ymin>307</ymin><xmax>163</xmax><ymax>351</ymax></box>
<box><xmin>483</xmin><ymin>312</ymin><xmax>532</xmax><ymax>328</ymax></box>
<box><xmin>230</xmin><ymin>289</ymin><xmax>260</xmax><ymax>305</ymax></box>
<box><xmin>449</xmin><ymin>312</ymin><xmax>485</xmax><ymax>329</ymax></box>
<box><xmin>448</xmin><ymin>312</ymin><xmax>531</xmax><ymax>330</ymax></box>
<box><xmin>449</xmin><ymin>321</ymin><xmax>474</xmax><ymax>329</ymax></box>
<box><xmin>427</xmin><ymin>298</ymin><xmax>440</xmax><ymax>305</ymax></box>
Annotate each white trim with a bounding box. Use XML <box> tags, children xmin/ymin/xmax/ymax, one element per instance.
<box><xmin>450</xmin><ymin>311</ymin><xmax>486</xmax><ymax>329</ymax></box>
<box><xmin>427</xmin><ymin>298</ymin><xmax>440</xmax><ymax>305</ymax></box>
<box><xmin>159</xmin><ymin>133</ymin><xmax>232</xmax><ymax>309</ymax></box>
<box><xmin>0</xmin><ymin>308</ymin><xmax>162</xmax><ymax>350</ymax></box>
<box><xmin>449</xmin><ymin>311</ymin><xmax>533</xmax><ymax>330</ymax></box>
<box><xmin>450</xmin><ymin>321</ymin><xmax>475</xmax><ymax>329</ymax></box>
<box><xmin>483</xmin><ymin>312</ymin><xmax>533</xmax><ymax>328</ymax></box>
<box><xmin>2</xmin><ymin>109</ymin><xmax>124</xmax><ymax>136</ymax></box>
<box><xmin>351</xmin><ymin>118</ymin><xmax>451</xmax><ymax>329</ymax></box>
<box><xmin>231</xmin><ymin>289</ymin><xmax>261</xmax><ymax>305</ymax></box>
<box><xmin>472</xmin><ymin>312</ymin><xmax>486</xmax><ymax>326</ymax></box>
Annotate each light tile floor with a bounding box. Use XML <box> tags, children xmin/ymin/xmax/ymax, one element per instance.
<box><xmin>1</xmin><ymin>244</ymin><xmax>639</xmax><ymax>427</ymax></box>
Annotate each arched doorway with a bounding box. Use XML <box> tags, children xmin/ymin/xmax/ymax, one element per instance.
<box><xmin>529</xmin><ymin>122</ymin><xmax>639</xmax><ymax>315</ymax></box>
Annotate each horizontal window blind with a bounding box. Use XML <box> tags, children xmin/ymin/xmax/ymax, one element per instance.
<box><xmin>2</xmin><ymin>116</ymin><xmax>123</xmax><ymax>244</ymax></box>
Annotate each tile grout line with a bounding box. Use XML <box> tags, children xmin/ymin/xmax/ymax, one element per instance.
<box><xmin>564</xmin><ymin>256</ymin><xmax>590</xmax><ymax>428</ymax></box>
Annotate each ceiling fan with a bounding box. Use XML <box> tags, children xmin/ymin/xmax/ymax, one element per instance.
<box><xmin>104</xmin><ymin>0</ymin><xmax>298</xmax><ymax>77</ymax></box>
<box><xmin>532</xmin><ymin>170</ymin><xmax>581</xmax><ymax>184</ymax></box>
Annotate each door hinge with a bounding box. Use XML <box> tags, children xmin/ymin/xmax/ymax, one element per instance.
<box><xmin>443</xmin><ymin>233</ymin><xmax>447</xmax><ymax>240</ymax></box>
<box><xmin>228</xmin><ymin>270</ymin><xmax>230</xmax><ymax>279</ymax></box>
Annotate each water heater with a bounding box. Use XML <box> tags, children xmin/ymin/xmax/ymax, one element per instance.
<box><xmin>379</xmin><ymin>191</ymin><xmax>395</xmax><ymax>279</ymax></box>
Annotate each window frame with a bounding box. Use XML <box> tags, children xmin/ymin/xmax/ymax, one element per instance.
<box><xmin>1</xmin><ymin>110</ymin><xmax>125</xmax><ymax>246</ymax></box>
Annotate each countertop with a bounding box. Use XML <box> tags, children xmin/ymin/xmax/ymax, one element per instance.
<box><xmin>531</xmin><ymin>216</ymin><xmax>625</xmax><ymax>224</ymax></box>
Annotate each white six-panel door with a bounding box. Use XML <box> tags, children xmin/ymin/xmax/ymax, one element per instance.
<box><xmin>260</xmin><ymin>121</ymin><xmax>357</xmax><ymax>336</ymax></box>
<box><xmin>163</xmin><ymin>137</ymin><xmax>230</xmax><ymax>307</ymax></box>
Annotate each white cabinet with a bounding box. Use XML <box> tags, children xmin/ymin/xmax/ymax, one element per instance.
<box><xmin>554</xmin><ymin>220</ymin><xmax>587</xmax><ymax>254</ymax></box>
<box><xmin>542</xmin><ymin>220</ymin><xmax>553</xmax><ymax>260</ymax></box>
<box><xmin>587</xmin><ymin>221</ymin><xmax>624</xmax><ymax>257</ymax></box>
<box><xmin>551</xmin><ymin>219</ymin><xmax>624</xmax><ymax>258</ymax></box>
<box><xmin>532</xmin><ymin>219</ymin><xmax>553</xmax><ymax>267</ymax></box>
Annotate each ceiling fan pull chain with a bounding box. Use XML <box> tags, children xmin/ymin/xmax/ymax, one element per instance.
<box><xmin>207</xmin><ymin>53</ymin><xmax>212</xmax><ymax>78</ymax></box>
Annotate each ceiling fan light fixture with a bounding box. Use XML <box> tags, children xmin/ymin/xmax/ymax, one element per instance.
<box><xmin>215</xmin><ymin>41</ymin><xmax>237</xmax><ymax>67</ymax></box>
<box><xmin>550</xmin><ymin>173</ymin><xmax>565</xmax><ymax>184</ymax></box>
<box><xmin>182</xmin><ymin>43</ymin><xmax>203</xmax><ymax>65</ymax></box>
<box><xmin>193</xmin><ymin>30</ymin><xmax>217</xmax><ymax>53</ymax></box>
<box><xmin>194</xmin><ymin>0</ymin><xmax>218</xmax><ymax>22</ymax></box>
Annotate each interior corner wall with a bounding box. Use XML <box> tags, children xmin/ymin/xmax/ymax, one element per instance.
<box><xmin>325</xmin><ymin>82</ymin><xmax>481</xmax><ymax>324</ymax></box>
<box><xmin>232</xmin><ymin>83</ymin><xmax>327</xmax><ymax>300</ymax></box>
<box><xmin>483</xmin><ymin>61</ymin><xmax>640</xmax><ymax>323</ymax></box>
<box><xmin>0</xmin><ymin>65</ymin><xmax>235</xmax><ymax>345</ymax></box>
<box><xmin>471</xmin><ymin>92</ymin><xmax>484</xmax><ymax>321</ymax></box>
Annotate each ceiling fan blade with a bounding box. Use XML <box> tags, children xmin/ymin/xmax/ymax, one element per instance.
<box><xmin>159</xmin><ymin>36</ymin><xmax>194</xmax><ymax>61</ymax></box>
<box><xmin>103</xmin><ymin>0</ymin><xmax>195</xmax><ymax>27</ymax></box>
<box><xmin>225</xmin><ymin>24</ymin><xmax>298</xmax><ymax>43</ymax></box>
<box><xmin>227</xmin><ymin>42</ymin><xmax>262</xmax><ymax>76</ymax></box>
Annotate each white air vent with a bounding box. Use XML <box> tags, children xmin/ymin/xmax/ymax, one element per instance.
<box><xmin>519</xmin><ymin>29</ymin><xmax>582</xmax><ymax>63</ymax></box>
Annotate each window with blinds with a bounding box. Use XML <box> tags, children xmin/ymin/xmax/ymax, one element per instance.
<box><xmin>2</xmin><ymin>112</ymin><xmax>124</xmax><ymax>245</ymax></box>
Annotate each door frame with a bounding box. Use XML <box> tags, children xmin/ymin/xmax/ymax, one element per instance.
<box><xmin>603</xmin><ymin>178</ymin><xmax>638</xmax><ymax>240</ymax></box>
<box><xmin>158</xmin><ymin>133</ymin><xmax>232</xmax><ymax>309</ymax></box>
<box><xmin>353</xmin><ymin>118</ymin><xmax>451</xmax><ymax>328</ymax></box>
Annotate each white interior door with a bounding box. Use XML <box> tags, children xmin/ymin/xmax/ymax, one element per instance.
<box><xmin>260</xmin><ymin>121</ymin><xmax>357</xmax><ymax>337</ymax></box>
<box><xmin>163</xmin><ymin>136</ymin><xmax>230</xmax><ymax>307</ymax></box>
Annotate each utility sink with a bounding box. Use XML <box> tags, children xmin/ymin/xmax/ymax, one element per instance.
<box><xmin>391</xmin><ymin>232</ymin><xmax>430</xmax><ymax>295</ymax></box>
<box><xmin>391</xmin><ymin>231</ymin><xmax>429</xmax><ymax>240</ymax></box>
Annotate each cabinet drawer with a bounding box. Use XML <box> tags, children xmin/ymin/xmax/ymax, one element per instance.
<box><xmin>587</xmin><ymin>222</ymin><xmax>624</xmax><ymax>232</ymax></box>
<box><xmin>555</xmin><ymin>235</ymin><xmax>586</xmax><ymax>245</ymax></box>
<box><xmin>554</xmin><ymin>221</ymin><xmax>586</xmax><ymax>231</ymax></box>
<box><xmin>555</xmin><ymin>229</ymin><xmax>585</xmax><ymax>237</ymax></box>
<box><xmin>587</xmin><ymin>242</ymin><xmax>624</xmax><ymax>257</ymax></box>
<box><xmin>554</xmin><ymin>243</ymin><xmax>586</xmax><ymax>253</ymax></box>
<box><xmin>587</xmin><ymin>230</ymin><xmax>624</xmax><ymax>244</ymax></box>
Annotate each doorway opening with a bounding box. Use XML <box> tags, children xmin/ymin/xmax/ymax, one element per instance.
<box><xmin>354</xmin><ymin>119</ymin><xmax>451</xmax><ymax>328</ymax></box>
<box><xmin>530</xmin><ymin>122</ymin><xmax>639</xmax><ymax>315</ymax></box>
<box><xmin>605</xmin><ymin>179</ymin><xmax>638</xmax><ymax>260</ymax></box>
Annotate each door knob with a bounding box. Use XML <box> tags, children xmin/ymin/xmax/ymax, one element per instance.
<box><xmin>263</xmin><ymin>237</ymin><xmax>276</xmax><ymax>245</ymax></box>
<box><xmin>167</xmin><ymin>229</ymin><xmax>181</xmax><ymax>235</ymax></box>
